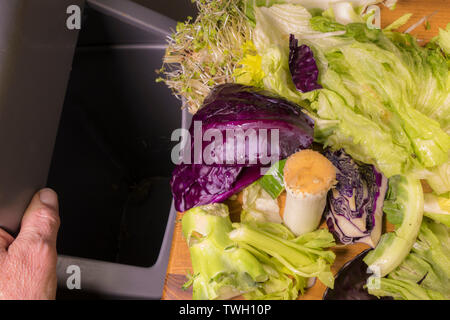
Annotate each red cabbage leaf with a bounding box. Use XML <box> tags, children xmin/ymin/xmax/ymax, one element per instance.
<box><xmin>324</xmin><ymin>149</ymin><xmax>388</xmax><ymax>247</ymax></box>
<box><xmin>288</xmin><ymin>35</ymin><xmax>322</xmax><ymax>93</ymax></box>
<box><xmin>190</xmin><ymin>83</ymin><xmax>314</xmax><ymax>166</ymax></box>
<box><xmin>170</xmin><ymin>164</ymin><xmax>261</xmax><ymax>212</ymax></box>
<box><xmin>171</xmin><ymin>84</ymin><xmax>314</xmax><ymax>212</ymax></box>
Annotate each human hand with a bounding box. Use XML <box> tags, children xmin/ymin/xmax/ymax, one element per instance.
<box><xmin>0</xmin><ymin>188</ymin><xmax>60</xmax><ymax>300</ymax></box>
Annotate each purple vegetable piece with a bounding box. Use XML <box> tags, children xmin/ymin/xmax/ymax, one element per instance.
<box><xmin>289</xmin><ymin>34</ymin><xmax>323</xmax><ymax>93</ymax></box>
<box><xmin>323</xmin><ymin>249</ymin><xmax>392</xmax><ymax>300</ymax></box>
<box><xmin>170</xmin><ymin>83</ymin><xmax>315</xmax><ymax>212</ymax></box>
<box><xmin>324</xmin><ymin>149</ymin><xmax>388</xmax><ymax>247</ymax></box>
<box><xmin>190</xmin><ymin>83</ymin><xmax>314</xmax><ymax>166</ymax></box>
<box><xmin>170</xmin><ymin>164</ymin><xmax>262</xmax><ymax>212</ymax></box>
<box><xmin>170</xmin><ymin>84</ymin><xmax>314</xmax><ymax>211</ymax></box>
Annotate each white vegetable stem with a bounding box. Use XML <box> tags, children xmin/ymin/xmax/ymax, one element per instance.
<box><xmin>332</xmin><ymin>2</ymin><xmax>364</xmax><ymax>25</ymax></box>
<box><xmin>283</xmin><ymin>189</ymin><xmax>328</xmax><ymax>236</ymax></box>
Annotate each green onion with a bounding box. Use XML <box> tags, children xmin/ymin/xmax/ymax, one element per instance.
<box><xmin>257</xmin><ymin>159</ymin><xmax>286</xmax><ymax>199</ymax></box>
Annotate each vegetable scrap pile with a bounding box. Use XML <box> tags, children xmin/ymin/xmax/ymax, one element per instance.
<box><xmin>160</xmin><ymin>0</ymin><xmax>450</xmax><ymax>300</ymax></box>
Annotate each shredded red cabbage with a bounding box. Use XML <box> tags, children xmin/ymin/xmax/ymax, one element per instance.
<box><xmin>289</xmin><ymin>34</ymin><xmax>322</xmax><ymax>93</ymax></box>
<box><xmin>324</xmin><ymin>149</ymin><xmax>388</xmax><ymax>247</ymax></box>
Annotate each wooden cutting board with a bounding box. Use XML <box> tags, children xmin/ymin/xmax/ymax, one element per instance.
<box><xmin>161</xmin><ymin>0</ymin><xmax>449</xmax><ymax>300</ymax></box>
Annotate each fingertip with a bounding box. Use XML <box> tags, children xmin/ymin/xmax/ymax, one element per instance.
<box><xmin>0</xmin><ymin>227</ymin><xmax>14</xmax><ymax>250</ymax></box>
<box><xmin>17</xmin><ymin>188</ymin><xmax>60</xmax><ymax>246</ymax></box>
<box><xmin>38</xmin><ymin>188</ymin><xmax>58</xmax><ymax>211</ymax></box>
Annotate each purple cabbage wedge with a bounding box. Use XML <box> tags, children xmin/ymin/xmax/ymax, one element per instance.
<box><xmin>171</xmin><ymin>165</ymin><xmax>262</xmax><ymax>212</ymax></box>
<box><xmin>289</xmin><ymin>35</ymin><xmax>322</xmax><ymax>93</ymax></box>
<box><xmin>324</xmin><ymin>149</ymin><xmax>388</xmax><ymax>248</ymax></box>
<box><xmin>190</xmin><ymin>83</ymin><xmax>314</xmax><ymax>166</ymax></box>
<box><xmin>171</xmin><ymin>84</ymin><xmax>314</xmax><ymax>212</ymax></box>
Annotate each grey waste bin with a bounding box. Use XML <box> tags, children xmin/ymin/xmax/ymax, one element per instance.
<box><xmin>0</xmin><ymin>0</ymin><xmax>83</xmax><ymax>234</ymax></box>
<box><xmin>0</xmin><ymin>0</ymin><xmax>184</xmax><ymax>300</ymax></box>
<box><xmin>50</xmin><ymin>0</ymin><xmax>186</xmax><ymax>299</ymax></box>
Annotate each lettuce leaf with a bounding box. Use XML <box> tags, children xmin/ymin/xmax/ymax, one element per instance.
<box><xmin>364</xmin><ymin>175</ymin><xmax>424</xmax><ymax>277</ymax></box>
<box><xmin>241</xmin><ymin>182</ymin><xmax>282</xmax><ymax>224</ymax></box>
<box><xmin>233</xmin><ymin>41</ymin><xmax>266</xmax><ymax>87</ymax></box>
<box><xmin>368</xmin><ymin>218</ymin><xmax>450</xmax><ymax>300</ymax></box>
<box><xmin>436</xmin><ymin>23</ymin><xmax>450</xmax><ymax>55</ymax></box>
<box><xmin>322</xmin><ymin>37</ymin><xmax>450</xmax><ymax>168</ymax></box>
<box><xmin>250</xmin><ymin>5</ymin><xmax>450</xmax><ymax>178</ymax></box>
<box><xmin>230</xmin><ymin>221</ymin><xmax>336</xmax><ymax>293</ymax></box>
<box><xmin>369</xmin><ymin>278</ymin><xmax>445</xmax><ymax>300</ymax></box>
<box><xmin>183</xmin><ymin>202</ymin><xmax>337</xmax><ymax>300</ymax></box>
<box><xmin>182</xmin><ymin>204</ymin><xmax>268</xmax><ymax>300</ymax></box>
<box><xmin>420</xmin><ymin>158</ymin><xmax>450</xmax><ymax>195</ymax></box>
<box><xmin>424</xmin><ymin>192</ymin><xmax>450</xmax><ymax>227</ymax></box>
<box><xmin>383</xmin><ymin>13</ymin><xmax>412</xmax><ymax>31</ymax></box>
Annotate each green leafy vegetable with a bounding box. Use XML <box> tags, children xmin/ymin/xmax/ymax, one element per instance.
<box><xmin>257</xmin><ymin>159</ymin><xmax>287</xmax><ymax>198</ymax></box>
<box><xmin>242</xmin><ymin>226</ymin><xmax>336</xmax><ymax>300</ymax></box>
<box><xmin>331</xmin><ymin>2</ymin><xmax>364</xmax><ymax>25</ymax></box>
<box><xmin>383</xmin><ymin>13</ymin><xmax>412</xmax><ymax>31</ymax></box>
<box><xmin>423</xmin><ymin>160</ymin><xmax>450</xmax><ymax>195</ymax></box>
<box><xmin>413</xmin><ymin>219</ymin><xmax>450</xmax><ymax>281</ymax></box>
<box><xmin>241</xmin><ymin>182</ymin><xmax>282</xmax><ymax>224</ymax></box>
<box><xmin>182</xmin><ymin>202</ymin><xmax>336</xmax><ymax>300</ymax></box>
<box><xmin>323</xmin><ymin>29</ymin><xmax>450</xmax><ymax>170</ymax></box>
<box><xmin>250</xmin><ymin>6</ymin><xmax>450</xmax><ymax>178</ymax></box>
<box><xmin>368</xmin><ymin>218</ymin><xmax>450</xmax><ymax>300</ymax></box>
<box><xmin>229</xmin><ymin>222</ymin><xmax>336</xmax><ymax>289</ymax></box>
<box><xmin>368</xmin><ymin>278</ymin><xmax>445</xmax><ymax>300</ymax></box>
<box><xmin>181</xmin><ymin>204</ymin><xmax>268</xmax><ymax>299</ymax></box>
<box><xmin>233</xmin><ymin>41</ymin><xmax>266</xmax><ymax>87</ymax></box>
<box><xmin>424</xmin><ymin>192</ymin><xmax>450</xmax><ymax>227</ymax></box>
<box><xmin>364</xmin><ymin>175</ymin><xmax>424</xmax><ymax>277</ymax></box>
<box><xmin>245</xmin><ymin>0</ymin><xmax>385</xmax><ymax>25</ymax></box>
<box><xmin>436</xmin><ymin>23</ymin><xmax>450</xmax><ymax>55</ymax></box>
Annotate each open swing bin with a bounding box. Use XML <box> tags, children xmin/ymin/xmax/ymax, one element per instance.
<box><xmin>0</xmin><ymin>0</ymin><xmax>190</xmax><ymax>300</ymax></box>
<box><xmin>49</xmin><ymin>0</ymin><xmax>190</xmax><ymax>299</ymax></box>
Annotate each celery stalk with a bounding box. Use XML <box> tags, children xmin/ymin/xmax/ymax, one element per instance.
<box><xmin>229</xmin><ymin>223</ymin><xmax>336</xmax><ymax>288</ymax></box>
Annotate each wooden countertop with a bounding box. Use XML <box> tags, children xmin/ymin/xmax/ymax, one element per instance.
<box><xmin>161</xmin><ymin>0</ymin><xmax>449</xmax><ymax>300</ymax></box>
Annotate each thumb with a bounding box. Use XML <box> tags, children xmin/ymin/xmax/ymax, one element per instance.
<box><xmin>0</xmin><ymin>228</ymin><xmax>14</xmax><ymax>252</ymax></box>
<box><xmin>15</xmin><ymin>188</ymin><xmax>60</xmax><ymax>247</ymax></box>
